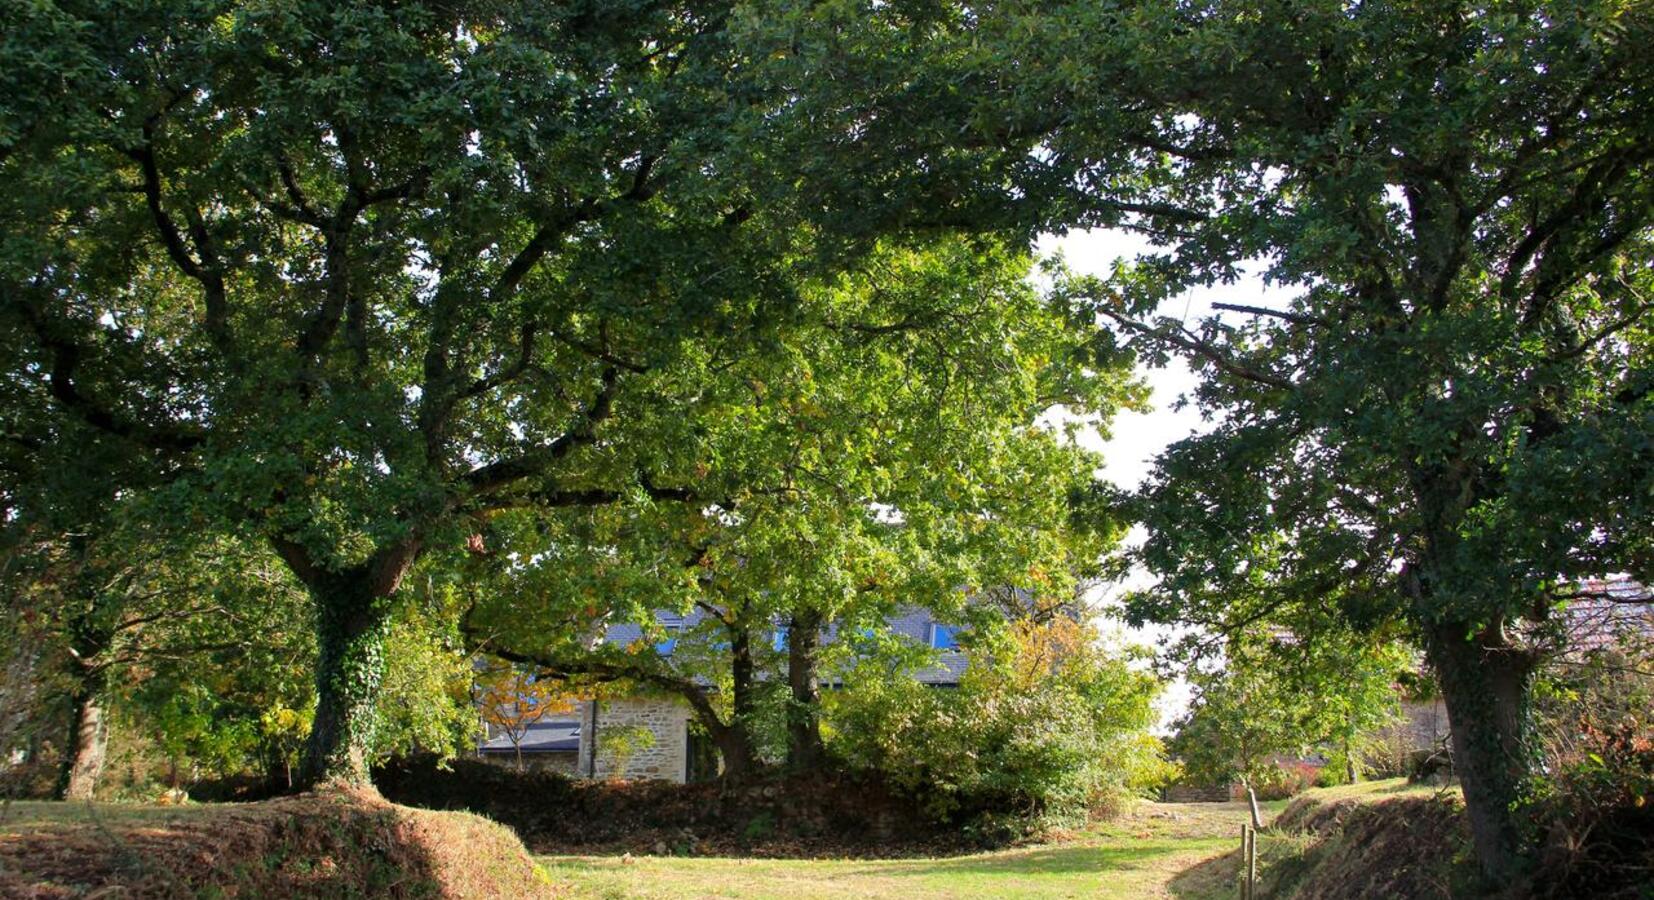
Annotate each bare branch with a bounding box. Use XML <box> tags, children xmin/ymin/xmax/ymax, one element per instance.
<box><xmin>1211</xmin><ymin>302</ymin><xmax>1329</xmax><ymax>328</ymax></box>
<box><xmin>1098</xmin><ymin>308</ymin><xmax>1296</xmax><ymax>391</ymax></box>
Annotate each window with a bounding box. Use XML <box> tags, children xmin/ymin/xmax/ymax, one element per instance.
<box><xmin>930</xmin><ymin>623</ymin><xmax>961</xmax><ymax>650</ymax></box>
<box><xmin>656</xmin><ymin>624</ymin><xmax>680</xmax><ymax>655</ymax></box>
<box><xmin>772</xmin><ymin>624</ymin><xmax>789</xmax><ymax>652</ymax></box>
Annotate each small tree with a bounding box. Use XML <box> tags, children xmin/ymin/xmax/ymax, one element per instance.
<box><xmin>597</xmin><ymin>724</ymin><xmax>657</xmax><ymax>781</ymax></box>
<box><xmin>473</xmin><ymin>661</ymin><xmax>576</xmax><ymax>771</ymax></box>
<box><xmin>1169</xmin><ymin>630</ymin><xmax>1406</xmax><ymax>797</ymax></box>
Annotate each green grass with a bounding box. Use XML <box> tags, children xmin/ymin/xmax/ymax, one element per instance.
<box><xmin>540</xmin><ymin>839</ymin><xmax>1235</xmax><ymax>900</ymax></box>
<box><xmin>0</xmin><ymin>779</ymin><xmax>1446</xmax><ymax>899</ymax></box>
<box><xmin>539</xmin><ymin>779</ymin><xmax>1445</xmax><ymax>900</ymax></box>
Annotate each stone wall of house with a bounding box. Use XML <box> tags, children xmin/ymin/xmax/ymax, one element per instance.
<box><xmin>1362</xmin><ymin>698</ymin><xmax>1451</xmax><ymax>777</ymax></box>
<box><xmin>589</xmin><ymin>697</ymin><xmax>690</xmax><ymax>783</ymax></box>
<box><xmin>1395</xmin><ymin>699</ymin><xmax>1450</xmax><ymax>748</ymax></box>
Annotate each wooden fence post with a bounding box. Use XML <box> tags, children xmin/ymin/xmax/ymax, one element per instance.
<box><xmin>1248</xmin><ymin>822</ymin><xmax>1258</xmax><ymax>897</ymax></box>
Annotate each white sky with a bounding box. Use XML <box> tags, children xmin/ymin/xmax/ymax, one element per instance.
<box><xmin>1036</xmin><ymin>228</ymin><xmax>1298</xmax><ymax>726</ymax></box>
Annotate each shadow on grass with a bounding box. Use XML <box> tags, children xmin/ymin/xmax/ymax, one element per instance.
<box><xmin>833</xmin><ymin>841</ymin><xmax>1205</xmax><ymax>879</ymax></box>
<box><xmin>1167</xmin><ymin>848</ymin><xmax>1239</xmax><ymax>899</ymax></box>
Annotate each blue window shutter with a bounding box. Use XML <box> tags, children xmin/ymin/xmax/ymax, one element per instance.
<box><xmin>773</xmin><ymin>624</ymin><xmax>789</xmax><ymax>652</ymax></box>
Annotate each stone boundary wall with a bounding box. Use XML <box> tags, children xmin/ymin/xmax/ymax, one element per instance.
<box><xmin>1161</xmin><ymin>783</ymin><xmax>1235</xmax><ymax>803</ymax></box>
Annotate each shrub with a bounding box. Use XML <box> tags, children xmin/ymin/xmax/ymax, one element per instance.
<box><xmin>1521</xmin><ymin>630</ymin><xmax>1654</xmax><ymax>896</ymax></box>
<box><xmin>825</xmin><ymin>618</ymin><xmax>1165</xmax><ymax>835</ymax></box>
<box><xmin>1252</xmin><ymin>760</ymin><xmax>1322</xmax><ymax>800</ymax></box>
<box><xmin>597</xmin><ymin>724</ymin><xmax>656</xmax><ymax>780</ymax></box>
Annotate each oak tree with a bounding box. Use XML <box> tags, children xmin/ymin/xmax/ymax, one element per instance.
<box><xmin>0</xmin><ymin>1</ymin><xmax>1047</xmax><ymax>788</ymax></box>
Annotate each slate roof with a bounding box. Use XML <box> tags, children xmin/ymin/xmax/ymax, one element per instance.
<box><xmin>478</xmin><ymin>719</ymin><xmax>581</xmax><ymax>754</ymax></box>
<box><xmin>599</xmin><ymin>606</ymin><xmax>717</xmax><ymax>649</ymax></box>
<box><xmin>873</xmin><ymin>607</ymin><xmax>969</xmax><ymax>684</ymax></box>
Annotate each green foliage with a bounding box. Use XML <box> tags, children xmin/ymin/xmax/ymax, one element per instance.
<box><xmin>465</xmin><ymin>235</ymin><xmax>1137</xmax><ymax>771</ymax></box>
<box><xmin>0</xmin><ymin>0</ymin><xmax>1060</xmax><ymax>785</ymax></box>
<box><xmin>597</xmin><ymin>724</ymin><xmax>656</xmax><ymax>781</ymax></box>
<box><xmin>827</xmin><ymin>617</ymin><xmax>1165</xmax><ymax>833</ymax></box>
<box><xmin>988</xmin><ymin>0</ymin><xmax>1653</xmax><ymax>876</ymax></box>
<box><xmin>372</xmin><ymin>610</ymin><xmax>476</xmax><ymax>765</ymax></box>
<box><xmin>1519</xmin><ymin>623</ymin><xmax>1654</xmax><ymax>886</ymax></box>
<box><xmin>1169</xmin><ymin>631</ymin><xmax>1406</xmax><ymax>791</ymax></box>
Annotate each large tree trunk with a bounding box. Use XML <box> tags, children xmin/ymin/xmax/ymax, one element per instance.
<box><xmin>54</xmin><ymin>678</ymin><xmax>108</xmax><ymax>801</ymax></box>
<box><xmin>722</xmin><ymin>627</ymin><xmax>762</xmax><ymax>778</ymax></box>
<box><xmin>1426</xmin><ymin>620</ymin><xmax>1536</xmax><ymax>884</ymax></box>
<box><xmin>300</xmin><ymin>581</ymin><xmax>393</xmax><ymax>789</ymax></box>
<box><xmin>709</xmin><ymin>721</ymin><xmax>756</xmax><ymax>778</ymax></box>
<box><xmin>785</xmin><ymin>609</ymin><xmax>825</xmax><ymax>771</ymax></box>
<box><xmin>278</xmin><ymin>542</ymin><xmax>417</xmax><ymax>791</ymax></box>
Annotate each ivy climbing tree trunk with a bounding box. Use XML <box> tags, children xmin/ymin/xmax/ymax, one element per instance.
<box><xmin>1426</xmin><ymin>620</ymin><xmax>1536</xmax><ymax>884</ymax></box>
<box><xmin>277</xmin><ymin>541</ymin><xmax>418</xmax><ymax>790</ymax></box>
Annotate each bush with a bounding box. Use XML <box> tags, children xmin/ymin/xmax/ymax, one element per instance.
<box><xmin>824</xmin><ymin>619</ymin><xmax>1166</xmax><ymax>835</ymax></box>
<box><xmin>1251</xmin><ymin>760</ymin><xmax>1322</xmax><ymax>800</ymax></box>
<box><xmin>1520</xmin><ymin>632</ymin><xmax>1654</xmax><ymax>897</ymax></box>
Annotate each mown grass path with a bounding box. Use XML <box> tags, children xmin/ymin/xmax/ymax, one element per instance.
<box><xmin>540</xmin><ymin>801</ymin><xmax>1254</xmax><ymax>899</ymax></box>
<box><xmin>540</xmin><ymin>780</ymin><xmax>1434</xmax><ymax>900</ymax></box>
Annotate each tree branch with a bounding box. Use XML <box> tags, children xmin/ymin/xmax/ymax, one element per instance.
<box><xmin>15</xmin><ymin>292</ymin><xmax>205</xmax><ymax>454</ymax></box>
<box><xmin>121</xmin><ymin>142</ymin><xmax>230</xmax><ymax>350</ymax></box>
<box><xmin>1211</xmin><ymin>302</ymin><xmax>1329</xmax><ymax>328</ymax></box>
<box><xmin>1098</xmin><ymin>308</ymin><xmax>1296</xmax><ymax>391</ymax></box>
<box><xmin>463</xmin><ymin>367</ymin><xmax>623</xmax><ymax>495</ymax></box>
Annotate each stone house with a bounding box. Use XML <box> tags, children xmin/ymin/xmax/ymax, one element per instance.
<box><xmin>477</xmin><ymin>606</ymin><xmax>971</xmax><ymax>783</ymax></box>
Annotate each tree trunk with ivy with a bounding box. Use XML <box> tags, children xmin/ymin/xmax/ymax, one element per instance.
<box><xmin>1426</xmin><ymin>620</ymin><xmax>1536</xmax><ymax>884</ymax></box>
<box><xmin>278</xmin><ymin>542</ymin><xmax>417</xmax><ymax>790</ymax></box>
<box><xmin>301</xmin><ymin>586</ymin><xmax>392</xmax><ymax>789</ymax></box>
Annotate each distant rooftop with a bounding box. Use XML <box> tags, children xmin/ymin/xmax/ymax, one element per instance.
<box><xmin>600</xmin><ymin>604</ymin><xmax>973</xmax><ymax>685</ymax></box>
<box><xmin>479</xmin><ymin>719</ymin><xmax>581</xmax><ymax>754</ymax></box>
<box><xmin>1562</xmin><ymin>576</ymin><xmax>1653</xmax><ymax>654</ymax></box>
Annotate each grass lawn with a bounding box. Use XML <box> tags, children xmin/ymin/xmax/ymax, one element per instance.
<box><xmin>0</xmin><ymin>778</ymin><xmax>1444</xmax><ymax>899</ymax></box>
<box><xmin>539</xmin><ymin>779</ymin><xmax>1440</xmax><ymax>900</ymax></box>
